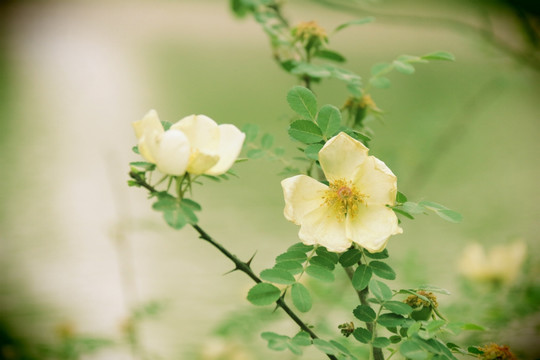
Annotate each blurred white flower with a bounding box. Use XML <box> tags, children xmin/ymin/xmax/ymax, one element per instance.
<box><xmin>132</xmin><ymin>110</ymin><xmax>245</xmax><ymax>176</ymax></box>
<box><xmin>458</xmin><ymin>240</ymin><xmax>527</xmax><ymax>284</ymax></box>
<box><xmin>281</xmin><ymin>132</ymin><xmax>402</xmax><ymax>253</ymax></box>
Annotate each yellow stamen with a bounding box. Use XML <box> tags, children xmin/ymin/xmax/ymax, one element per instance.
<box><xmin>323</xmin><ymin>179</ymin><xmax>366</xmax><ymax>220</ymax></box>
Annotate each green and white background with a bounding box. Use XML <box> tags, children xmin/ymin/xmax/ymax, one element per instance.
<box><xmin>0</xmin><ymin>0</ymin><xmax>538</xmax><ymax>359</ymax></box>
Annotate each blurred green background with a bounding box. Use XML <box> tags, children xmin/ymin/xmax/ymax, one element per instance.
<box><xmin>0</xmin><ymin>0</ymin><xmax>538</xmax><ymax>359</ymax></box>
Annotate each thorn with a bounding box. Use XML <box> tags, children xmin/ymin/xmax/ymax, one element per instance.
<box><xmin>222</xmin><ymin>265</ymin><xmax>241</xmax><ymax>276</ymax></box>
<box><xmin>246</xmin><ymin>251</ymin><xmax>257</xmax><ymax>268</ymax></box>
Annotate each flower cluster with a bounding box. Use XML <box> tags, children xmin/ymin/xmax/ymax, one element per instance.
<box><xmin>132</xmin><ymin>110</ymin><xmax>245</xmax><ymax>176</ymax></box>
<box><xmin>281</xmin><ymin>132</ymin><xmax>402</xmax><ymax>253</ymax></box>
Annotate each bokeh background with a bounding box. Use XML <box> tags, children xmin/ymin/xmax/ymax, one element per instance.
<box><xmin>0</xmin><ymin>0</ymin><xmax>538</xmax><ymax>359</ymax></box>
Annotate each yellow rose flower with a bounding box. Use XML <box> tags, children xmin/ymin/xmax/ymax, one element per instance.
<box><xmin>281</xmin><ymin>132</ymin><xmax>402</xmax><ymax>253</ymax></box>
<box><xmin>458</xmin><ymin>240</ymin><xmax>526</xmax><ymax>284</ymax></box>
<box><xmin>133</xmin><ymin>110</ymin><xmax>245</xmax><ymax>176</ymax></box>
<box><xmin>133</xmin><ymin>109</ymin><xmax>190</xmax><ymax>176</ymax></box>
<box><xmin>170</xmin><ymin>114</ymin><xmax>245</xmax><ymax>175</ymax></box>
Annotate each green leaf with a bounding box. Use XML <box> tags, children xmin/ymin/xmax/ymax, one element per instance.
<box><xmin>353</xmin><ymin>305</ymin><xmax>376</xmax><ymax>322</ymax></box>
<box><xmin>292</xmin><ymin>63</ymin><xmax>332</xmax><ymax>78</ymax></box>
<box><xmin>334</xmin><ymin>16</ymin><xmax>375</xmax><ymax>33</ymax></box>
<box><xmin>369</xmin><ymin>261</ymin><xmax>396</xmax><ymax>280</ymax></box>
<box><xmin>181</xmin><ymin>198</ymin><xmax>201</xmax><ymax>211</ymax></box>
<box><xmin>364</xmin><ymin>248</ymin><xmax>389</xmax><ymax>259</ymax></box>
<box><xmin>369</xmin><ymin>279</ymin><xmax>393</xmax><ymax>301</ymax></box>
<box><xmin>242</xmin><ymin>123</ymin><xmax>259</xmax><ymax>142</ymax></box>
<box><xmin>330</xmin><ymin>340</ymin><xmax>357</xmax><ymax>359</ymax></box>
<box><xmin>129</xmin><ymin>161</ymin><xmax>156</xmax><ymax>172</ymax></box>
<box><xmin>353</xmin><ymin>327</ymin><xmax>372</xmax><ymax>344</ymax></box>
<box><xmin>315</xmin><ymin>246</ymin><xmax>339</xmax><ymax>263</ymax></box>
<box><xmin>402</xmin><ymin>202</ymin><xmax>426</xmax><ymax>215</ymax></box>
<box><xmin>383</xmin><ymin>301</ymin><xmax>413</xmax><ymax>315</ymax></box>
<box><xmin>421</xmin><ymin>51</ymin><xmax>455</xmax><ymax>61</ymax></box>
<box><xmin>304</xmin><ymin>143</ymin><xmax>324</xmax><ymax>160</ymax></box>
<box><xmin>426</xmin><ymin>320</ymin><xmax>446</xmax><ymax>334</ymax></box>
<box><xmin>373</xmin><ymin>337</ymin><xmax>391</xmax><ymax>348</ymax></box>
<box><xmin>274</xmin><ymin>261</ymin><xmax>303</xmax><ymax>275</ymax></box>
<box><xmin>305</xmin><ymin>265</ymin><xmax>335</xmax><ymax>282</ymax></box>
<box><xmin>418</xmin><ymin>201</ymin><xmax>447</xmax><ymax>211</ymax></box>
<box><xmin>468</xmin><ymin>346</ymin><xmax>484</xmax><ymax>355</ymax></box>
<box><xmin>247</xmin><ymin>148</ymin><xmax>264</xmax><ymax>159</ymax></box>
<box><xmin>247</xmin><ymin>283</ymin><xmax>281</xmax><ymax>306</ymax></box>
<box><xmin>180</xmin><ymin>201</ymin><xmax>198</xmax><ymax>224</ymax></box>
<box><xmin>407</xmin><ymin>322</ymin><xmax>422</xmax><ymax>337</ymax></box>
<box><xmin>313</xmin><ymin>339</ymin><xmax>338</xmax><ymax>355</ymax></box>
<box><xmin>160</xmin><ymin>120</ymin><xmax>172</xmax><ymax>131</ymax></box>
<box><xmin>396</xmin><ymin>191</ymin><xmax>408</xmax><ymax>203</ymax></box>
<box><xmin>261</xmin><ymin>133</ymin><xmax>274</xmax><ymax>149</ymax></box>
<box><xmin>287</xmin><ymin>86</ymin><xmax>318</xmax><ymax>120</ymax></box>
<box><xmin>393</xmin><ymin>60</ymin><xmax>415</xmax><ymax>74</ymax></box>
<box><xmin>291</xmin><ymin>331</ymin><xmax>312</xmax><ymax>347</ymax></box>
<box><xmin>314</xmin><ymin>49</ymin><xmax>346</xmax><ymax>63</ymax></box>
<box><xmin>310</xmin><ymin>255</ymin><xmax>336</xmax><ymax>270</ymax></box>
<box><xmin>274</xmin><ymin>147</ymin><xmax>285</xmax><ymax>156</ymax></box>
<box><xmin>352</xmin><ymin>264</ymin><xmax>372</xmax><ymax>291</ymax></box>
<box><xmin>339</xmin><ymin>248</ymin><xmax>362</xmax><ymax>267</ymax></box>
<box><xmin>132</xmin><ymin>145</ymin><xmax>140</xmax><ymax>154</ymax></box>
<box><xmin>152</xmin><ymin>194</ymin><xmax>189</xmax><ymax>229</ymax></box>
<box><xmin>437</xmin><ymin>209</ymin><xmax>463</xmax><ymax>223</ymax></box>
<box><xmin>287</xmin><ymin>242</ymin><xmax>314</xmax><ymax>252</ymax></box>
<box><xmin>378</xmin><ymin>313</ymin><xmax>406</xmax><ymax>328</ymax></box>
<box><xmin>400</xmin><ymin>340</ymin><xmax>429</xmax><ymax>360</ymax></box>
<box><xmin>317</xmin><ymin>104</ymin><xmax>342</xmax><ymax>138</ymax></box>
<box><xmin>390</xmin><ymin>335</ymin><xmax>402</xmax><ymax>344</ymax></box>
<box><xmin>418</xmin><ymin>284</ymin><xmax>451</xmax><ymax>295</ymax></box>
<box><xmin>287</xmin><ymin>342</ymin><xmax>303</xmax><ymax>355</ymax></box>
<box><xmin>288</xmin><ymin>120</ymin><xmax>324</xmax><ymax>144</ymax></box>
<box><xmin>261</xmin><ymin>332</ymin><xmax>289</xmax><ymax>351</ymax></box>
<box><xmin>260</xmin><ymin>268</ymin><xmax>296</xmax><ymax>285</ymax></box>
<box><xmin>370</xmin><ymin>76</ymin><xmax>391</xmax><ymax>89</ymax></box>
<box><xmin>371</xmin><ymin>62</ymin><xmax>392</xmax><ymax>76</ymax></box>
<box><xmin>276</xmin><ymin>251</ymin><xmax>308</xmax><ymax>263</ymax></box>
<box><xmin>291</xmin><ymin>283</ymin><xmax>312</xmax><ymax>312</ymax></box>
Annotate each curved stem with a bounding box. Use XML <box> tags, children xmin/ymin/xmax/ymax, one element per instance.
<box><xmin>344</xmin><ymin>266</ymin><xmax>385</xmax><ymax>360</ymax></box>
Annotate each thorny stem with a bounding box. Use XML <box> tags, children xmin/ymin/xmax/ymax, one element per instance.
<box><xmin>344</xmin><ymin>266</ymin><xmax>385</xmax><ymax>360</ymax></box>
<box><xmin>129</xmin><ymin>171</ymin><xmax>338</xmax><ymax>360</ymax></box>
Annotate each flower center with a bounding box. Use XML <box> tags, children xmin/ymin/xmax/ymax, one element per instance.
<box><xmin>323</xmin><ymin>179</ymin><xmax>366</xmax><ymax>220</ymax></box>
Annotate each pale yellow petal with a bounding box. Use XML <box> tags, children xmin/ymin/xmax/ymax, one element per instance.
<box><xmin>354</xmin><ymin>156</ymin><xmax>397</xmax><ymax>206</ymax></box>
<box><xmin>281</xmin><ymin>175</ymin><xmax>327</xmax><ymax>224</ymax></box>
<box><xmin>171</xmin><ymin>114</ymin><xmax>220</xmax><ymax>153</ymax></box>
<box><xmin>298</xmin><ymin>206</ymin><xmax>352</xmax><ymax>252</ymax></box>
<box><xmin>186</xmin><ymin>150</ymin><xmax>220</xmax><ymax>175</ymax></box>
<box><xmin>458</xmin><ymin>243</ymin><xmax>490</xmax><ymax>280</ymax></box>
<box><xmin>132</xmin><ymin>109</ymin><xmax>163</xmax><ymax>139</ymax></box>
<box><xmin>205</xmin><ymin>124</ymin><xmax>246</xmax><ymax>175</ymax></box>
<box><xmin>346</xmin><ymin>205</ymin><xmax>402</xmax><ymax>253</ymax></box>
<box><xmin>153</xmin><ymin>129</ymin><xmax>191</xmax><ymax>176</ymax></box>
<box><xmin>319</xmin><ymin>132</ymin><xmax>369</xmax><ymax>182</ymax></box>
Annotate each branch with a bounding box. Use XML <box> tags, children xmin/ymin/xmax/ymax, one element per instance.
<box><xmin>129</xmin><ymin>171</ymin><xmax>338</xmax><ymax>360</ymax></box>
<box><xmin>344</xmin><ymin>266</ymin><xmax>385</xmax><ymax>360</ymax></box>
<box><xmin>312</xmin><ymin>0</ymin><xmax>540</xmax><ymax>72</ymax></box>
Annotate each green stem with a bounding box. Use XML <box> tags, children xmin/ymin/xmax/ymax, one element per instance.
<box><xmin>344</xmin><ymin>266</ymin><xmax>385</xmax><ymax>360</ymax></box>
